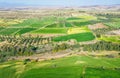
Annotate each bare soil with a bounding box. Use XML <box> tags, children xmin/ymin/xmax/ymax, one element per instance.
<box><xmin>88</xmin><ymin>23</ymin><xmax>108</xmax><ymax>30</ymax></box>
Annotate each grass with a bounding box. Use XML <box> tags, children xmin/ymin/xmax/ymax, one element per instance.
<box><xmin>67</xmin><ymin>26</ymin><xmax>91</xmax><ymax>34</ymax></box>
<box><xmin>0</xmin><ymin>27</ymin><xmax>5</xmax><ymax>31</ymax></box>
<box><xmin>99</xmin><ymin>36</ymin><xmax>120</xmax><ymax>43</ymax></box>
<box><xmin>0</xmin><ymin>19</ymin><xmax>24</xmax><ymax>27</ymax></box>
<box><xmin>67</xmin><ymin>17</ymin><xmax>82</xmax><ymax>20</ymax></box>
<box><xmin>105</xmin><ymin>22</ymin><xmax>120</xmax><ymax>28</ymax></box>
<box><xmin>53</xmin><ymin>32</ymin><xmax>95</xmax><ymax>42</ymax></box>
<box><xmin>46</xmin><ymin>23</ymin><xmax>59</xmax><ymax>28</ymax></box>
<box><xmin>0</xmin><ymin>27</ymin><xmax>36</xmax><ymax>35</ymax></box>
<box><xmin>72</xmin><ymin>21</ymin><xmax>97</xmax><ymax>27</ymax></box>
<box><xmin>0</xmin><ymin>28</ymin><xmax>20</xmax><ymax>35</ymax></box>
<box><xmin>15</xmin><ymin>28</ymin><xmax>36</xmax><ymax>35</ymax></box>
<box><xmin>32</xmin><ymin>28</ymin><xmax>68</xmax><ymax>34</ymax></box>
<box><xmin>13</xmin><ymin>17</ymin><xmax>57</xmax><ymax>27</ymax></box>
<box><xmin>0</xmin><ymin>55</ymin><xmax>120</xmax><ymax>78</ymax></box>
<box><xmin>78</xmin><ymin>14</ymin><xmax>97</xmax><ymax>21</ymax></box>
<box><xmin>65</xmin><ymin>22</ymin><xmax>73</xmax><ymax>27</ymax></box>
<box><xmin>85</xmin><ymin>67</ymin><xmax>120</xmax><ymax>78</ymax></box>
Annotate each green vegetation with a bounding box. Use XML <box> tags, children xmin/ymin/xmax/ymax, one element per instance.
<box><xmin>53</xmin><ymin>32</ymin><xmax>95</xmax><ymax>42</ymax></box>
<box><xmin>0</xmin><ymin>9</ymin><xmax>120</xmax><ymax>78</ymax></box>
<box><xmin>99</xmin><ymin>36</ymin><xmax>120</xmax><ymax>43</ymax></box>
<box><xmin>65</xmin><ymin>22</ymin><xmax>73</xmax><ymax>27</ymax></box>
<box><xmin>13</xmin><ymin>17</ymin><xmax>57</xmax><ymax>27</ymax></box>
<box><xmin>72</xmin><ymin>21</ymin><xmax>97</xmax><ymax>27</ymax></box>
<box><xmin>0</xmin><ymin>56</ymin><xmax>120</xmax><ymax>78</ymax></box>
<box><xmin>46</xmin><ymin>23</ymin><xmax>58</xmax><ymax>28</ymax></box>
<box><xmin>82</xmin><ymin>41</ymin><xmax>120</xmax><ymax>51</ymax></box>
<box><xmin>105</xmin><ymin>22</ymin><xmax>120</xmax><ymax>28</ymax></box>
<box><xmin>0</xmin><ymin>19</ymin><xmax>24</xmax><ymax>26</ymax></box>
<box><xmin>67</xmin><ymin>17</ymin><xmax>82</xmax><ymax>20</ymax></box>
<box><xmin>0</xmin><ymin>28</ymin><xmax>20</xmax><ymax>35</ymax></box>
<box><xmin>32</xmin><ymin>28</ymin><xmax>68</xmax><ymax>34</ymax></box>
<box><xmin>67</xmin><ymin>26</ymin><xmax>91</xmax><ymax>34</ymax></box>
<box><xmin>16</xmin><ymin>28</ymin><xmax>36</xmax><ymax>35</ymax></box>
<box><xmin>0</xmin><ymin>27</ymin><xmax>5</xmax><ymax>31</ymax></box>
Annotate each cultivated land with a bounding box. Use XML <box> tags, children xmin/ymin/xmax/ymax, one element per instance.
<box><xmin>0</xmin><ymin>5</ymin><xmax>120</xmax><ymax>78</ymax></box>
<box><xmin>0</xmin><ymin>55</ymin><xmax>120</xmax><ymax>78</ymax></box>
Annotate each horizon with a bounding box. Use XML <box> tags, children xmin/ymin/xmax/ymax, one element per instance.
<box><xmin>0</xmin><ymin>0</ymin><xmax>120</xmax><ymax>7</ymax></box>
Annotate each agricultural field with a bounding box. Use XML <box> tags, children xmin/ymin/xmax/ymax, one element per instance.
<box><xmin>53</xmin><ymin>32</ymin><xmax>95</xmax><ymax>42</ymax></box>
<box><xmin>0</xmin><ymin>55</ymin><xmax>120</xmax><ymax>78</ymax></box>
<box><xmin>32</xmin><ymin>28</ymin><xmax>68</xmax><ymax>34</ymax></box>
<box><xmin>0</xmin><ymin>4</ymin><xmax>120</xmax><ymax>78</ymax></box>
<box><xmin>105</xmin><ymin>22</ymin><xmax>120</xmax><ymax>28</ymax></box>
<box><xmin>0</xmin><ymin>19</ymin><xmax>25</xmax><ymax>26</ymax></box>
<box><xmin>99</xmin><ymin>35</ymin><xmax>120</xmax><ymax>43</ymax></box>
<box><xmin>0</xmin><ymin>28</ymin><xmax>20</xmax><ymax>35</ymax></box>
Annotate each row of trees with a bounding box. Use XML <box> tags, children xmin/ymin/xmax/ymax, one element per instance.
<box><xmin>92</xmin><ymin>28</ymin><xmax>118</xmax><ymax>37</ymax></box>
<box><xmin>82</xmin><ymin>41</ymin><xmax>120</xmax><ymax>52</ymax></box>
<box><xmin>0</xmin><ymin>35</ymin><xmax>52</xmax><ymax>62</ymax></box>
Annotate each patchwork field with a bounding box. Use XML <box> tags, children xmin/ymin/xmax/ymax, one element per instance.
<box><xmin>0</xmin><ymin>14</ymin><xmax>98</xmax><ymax>42</ymax></box>
<box><xmin>0</xmin><ymin>8</ymin><xmax>120</xmax><ymax>78</ymax></box>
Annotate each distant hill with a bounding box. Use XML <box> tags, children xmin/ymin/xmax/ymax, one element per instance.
<box><xmin>0</xmin><ymin>3</ymin><xmax>120</xmax><ymax>11</ymax></box>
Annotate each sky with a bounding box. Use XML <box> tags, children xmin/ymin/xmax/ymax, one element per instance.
<box><xmin>0</xmin><ymin>0</ymin><xmax>120</xmax><ymax>7</ymax></box>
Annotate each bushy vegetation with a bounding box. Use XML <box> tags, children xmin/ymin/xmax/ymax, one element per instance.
<box><xmin>82</xmin><ymin>41</ymin><xmax>120</xmax><ymax>51</ymax></box>
<box><xmin>0</xmin><ymin>35</ymin><xmax>52</xmax><ymax>62</ymax></box>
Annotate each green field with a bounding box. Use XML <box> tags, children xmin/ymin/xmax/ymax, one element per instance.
<box><xmin>13</xmin><ymin>17</ymin><xmax>57</xmax><ymax>27</ymax></box>
<box><xmin>0</xmin><ymin>8</ymin><xmax>120</xmax><ymax>78</ymax></box>
<box><xmin>0</xmin><ymin>55</ymin><xmax>120</xmax><ymax>78</ymax></box>
<box><xmin>0</xmin><ymin>28</ymin><xmax>37</xmax><ymax>35</ymax></box>
<box><xmin>0</xmin><ymin>28</ymin><xmax>20</xmax><ymax>35</ymax></box>
<box><xmin>99</xmin><ymin>36</ymin><xmax>120</xmax><ymax>43</ymax></box>
<box><xmin>32</xmin><ymin>28</ymin><xmax>68</xmax><ymax>34</ymax></box>
<box><xmin>0</xmin><ymin>27</ymin><xmax>5</xmax><ymax>31</ymax></box>
<box><xmin>0</xmin><ymin>15</ymin><xmax>98</xmax><ymax>36</ymax></box>
<box><xmin>53</xmin><ymin>32</ymin><xmax>95</xmax><ymax>42</ymax></box>
<box><xmin>15</xmin><ymin>28</ymin><xmax>36</xmax><ymax>35</ymax></box>
<box><xmin>105</xmin><ymin>22</ymin><xmax>120</xmax><ymax>28</ymax></box>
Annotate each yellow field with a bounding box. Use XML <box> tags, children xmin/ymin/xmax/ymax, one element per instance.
<box><xmin>67</xmin><ymin>26</ymin><xmax>91</xmax><ymax>34</ymax></box>
<box><xmin>0</xmin><ymin>19</ymin><xmax>25</xmax><ymax>26</ymax></box>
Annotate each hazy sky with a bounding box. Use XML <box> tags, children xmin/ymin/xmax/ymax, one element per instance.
<box><xmin>0</xmin><ymin>0</ymin><xmax>120</xmax><ymax>7</ymax></box>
